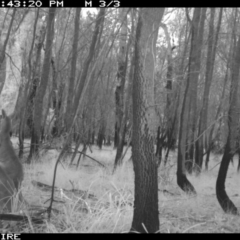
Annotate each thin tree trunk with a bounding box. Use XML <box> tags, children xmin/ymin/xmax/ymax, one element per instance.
<box><xmin>177</xmin><ymin>8</ymin><xmax>201</xmax><ymax>193</ymax></box>
<box><xmin>184</xmin><ymin>8</ymin><xmax>201</xmax><ymax>173</ymax></box>
<box><xmin>70</xmin><ymin>9</ymin><xmax>105</xmax><ymax>133</ymax></box>
<box><xmin>114</xmin><ymin>9</ymin><xmax>134</xmax><ymax>169</ymax></box>
<box><xmin>65</xmin><ymin>8</ymin><xmax>81</xmax><ymax>132</ymax></box>
<box><xmin>114</xmin><ymin>9</ymin><xmax>128</xmax><ymax>150</ymax></box>
<box><xmin>205</xmin><ymin>8</ymin><xmax>233</xmax><ymax>169</ymax></box>
<box><xmin>17</xmin><ymin>9</ymin><xmax>40</xmax><ymax>158</ymax></box>
<box><xmin>187</xmin><ymin>8</ymin><xmax>206</xmax><ymax>173</ymax></box>
<box><xmin>196</xmin><ymin>8</ymin><xmax>222</xmax><ymax>173</ymax></box>
<box><xmin>28</xmin><ymin>8</ymin><xmax>56</xmax><ymax>162</ymax></box>
<box><xmin>0</xmin><ymin>9</ymin><xmax>16</xmax><ymax>94</ymax></box>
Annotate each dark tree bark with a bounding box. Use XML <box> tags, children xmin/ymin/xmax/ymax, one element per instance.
<box><xmin>114</xmin><ymin>9</ymin><xmax>135</xmax><ymax>170</ymax></box>
<box><xmin>47</xmin><ymin>9</ymin><xmax>106</xmax><ymax>218</ymax></box>
<box><xmin>205</xmin><ymin>8</ymin><xmax>231</xmax><ymax>170</ymax></box>
<box><xmin>216</xmin><ymin>30</ymin><xmax>240</xmax><ymax>215</ymax></box>
<box><xmin>97</xmin><ymin>122</ymin><xmax>105</xmax><ymax>150</ymax></box>
<box><xmin>28</xmin><ymin>8</ymin><xmax>56</xmax><ymax>162</ymax></box>
<box><xmin>163</xmin><ymin>15</ymin><xmax>190</xmax><ymax>166</ymax></box>
<box><xmin>161</xmin><ymin>23</ymin><xmax>176</xmax><ymax>164</ymax></box>
<box><xmin>114</xmin><ymin>9</ymin><xmax>128</xmax><ymax>151</ymax></box>
<box><xmin>196</xmin><ymin>8</ymin><xmax>222</xmax><ymax>173</ymax></box>
<box><xmin>155</xmin><ymin>126</ymin><xmax>163</xmax><ymax>166</ymax></box>
<box><xmin>69</xmin><ymin>9</ymin><xmax>105</xmax><ymax>132</ymax></box>
<box><xmin>184</xmin><ymin>8</ymin><xmax>201</xmax><ymax>173</ymax></box>
<box><xmin>187</xmin><ymin>8</ymin><xmax>206</xmax><ymax>173</ymax></box>
<box><xmin>17</xmin><ymin>9</ymin><xmax>40</xmax><ymax>158</ymax></box>
<box><xmin>65</xmin><ymin>8</ymin><xmax>81</xmax><ymax>132</ymax></box>
<box><xmin>177</xmin><ymin>9</ymin><xmax>199</xmax><ymax>194</ymax></box>
<box><xmin>91</xmin><ymin>131</ymin><xmax>95</xmax><ymax>145</ymax></box>
<box><xmin>130</xmin><ymin>8</ymin><xmax>165</xmax><ymax>233</ymax></box>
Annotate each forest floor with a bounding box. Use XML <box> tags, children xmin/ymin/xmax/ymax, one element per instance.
<box><xmin>5</xmin><ymin>138</ymin><xmax>240</xmax><ymax>233</ymax></box>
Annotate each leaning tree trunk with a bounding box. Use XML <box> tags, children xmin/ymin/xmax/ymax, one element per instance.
<box><xmin>130</xmin><ymin>8</ymin><xmax>165</xmax><ymax>233</ymax></box>
<box><xmin>215</xmin><ymin>31</ymin><xmax>240</xmax><ymax>215</ymax></box>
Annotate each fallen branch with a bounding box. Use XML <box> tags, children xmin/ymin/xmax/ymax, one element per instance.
<box><xmin>0</xmin><ymin>213</ymin><xmax>44</xmax><ymax>224</ymax></box>
<box><xmin>31</xmin><ymin>180</ymin><xmax>97</xmax><ymax>201</ymax></box>
<box><xmin>39</xmin><ymin>145</ymin><xmax>106</xmax><ymax>169</ymax></box>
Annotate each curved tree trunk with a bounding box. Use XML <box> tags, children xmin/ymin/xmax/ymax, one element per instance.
<box><xmin>130</xmin><ymin>8</ymin><xmax>165</xmax><ymax>233</ymax></box>
<box><xmin>216</xmin><ymin>30</ymin><xmax>240</xmax><ymax>215</ymax></box>
<box><xmin>205</xmin><ymin>8</ymin><xmax>234</xmax><ymax>170</ymax></box>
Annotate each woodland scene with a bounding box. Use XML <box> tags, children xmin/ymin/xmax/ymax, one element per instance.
<box><xmin>0</xmin><ymin>7</ymin><xmax>239</xmax><ymax>233</ymax></box>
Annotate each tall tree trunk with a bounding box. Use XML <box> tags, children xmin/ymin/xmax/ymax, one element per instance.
<box><xmin>28</xmin><ymin>8</ymin><xmax>56</xmax><ymax>162</ymax></box>
<box><xmin>205</xmin><ymin>8</ymin><xmax>233</xmax><ymax>169</ymax></box>
<box><xmin>196</xmin><ymin>8</ymin><xmax>222</xmax><ymax>173</ymax></box>
<box><xmin>130</xmin><ymin>8</ymin><xmax>164</xmax><ymax>233</ymax></box>
<box><xmin>177</xmin><ymin>8</ymin><xmax>204</xmax><ymax>193</ymax></box>
<box><xmin>97</xmin><ymin>121</ymin><xmax>105</xmax><ymax>150</ymax></box>
<box><xmin>165</xmin><ymin>17</ymin><xmax>190</xmax><ymax>166</ymax></box>
<box><xmin>114</xmin><ymin>10</ymin><xmax>128</xmax><ymax>149</ymax></box>
<box><xmin>114</xmin><ymin>9</ymin><xmax>128</xmax><ymax>149</ymax></box>
<box><xmin>15</xmin><ymin>9</ymin><xmax>40</xmax><ymax>158</ymax></box>
<box><xmin>185</xmin><ymin>8</ymin><xmax>206</xmax><ymax>173</ymax></box>
<box><xmin>69</xmin><ymin>9</ymin><xmax>105</xmax><ymax>134</ymax></box>
<box><xmin>161</xmin><ymin>23</ymin><xmax>177</xmax><ymax>165</ymax></box>
<box><xmin>184</xmin><ymin>8</ymin><xmax>201</xmax><ymax>173</ymax></box>
<box><xmin>114</xmin><ymin>9</ymin><xmax>134</xmax><ymax>169</ymax></box>
<box><xmin>216</xmin><ymin>31</ymin><xmax>240</xmax><ymax>215</ymax></box>
<box><xmin>65</xmin><ymin>8</ymin><xmax>81</xmax><ymax>132</ymax></box>
<box><xmin>0</xmin><ymin>9</ymin><xmax>16</xmax><ymax>95</ymax></box>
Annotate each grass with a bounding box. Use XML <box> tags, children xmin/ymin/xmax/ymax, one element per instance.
<box><xmin>3</xmin><ymin>139</ymin><xmax>240</xmax><ymax>233</ymax></box>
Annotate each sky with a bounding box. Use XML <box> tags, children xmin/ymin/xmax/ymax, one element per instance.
<box><xmin>82</xmin><ymin>8</ymin><xmax>97</xmax><ymax>18</ymax></box>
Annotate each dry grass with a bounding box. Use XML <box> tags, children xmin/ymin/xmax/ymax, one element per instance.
<box><xmin>159</xmin><ymin>152</ymin><xmax>240</xmax><ymax>233</ymax></box>
<box><xmin>3</xmin><ymin>139</ymin><xmax>240</xmax><ymax>233</ymax></box>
